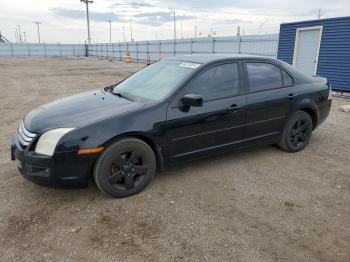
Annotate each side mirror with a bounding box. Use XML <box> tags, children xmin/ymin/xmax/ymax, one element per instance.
<box><xmin>181</xmin><ymin>94</ymin><xmax>203</xmax><ymax>107</ymax></box>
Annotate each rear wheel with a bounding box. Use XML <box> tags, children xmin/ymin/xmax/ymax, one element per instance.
<box><xmin>94</xmin><ymin>138</ymin><xmax>156</xmax><ymax>198</ymax></box>
<box><xmin>278</xmin><ymin>111</ymin><xmax>313</xmax><ymax>152</ymax></box>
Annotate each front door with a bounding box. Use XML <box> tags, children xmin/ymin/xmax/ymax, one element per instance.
<box><xmin>165</xmin><ymin>62</ymin><xmax>246</xmax><ymax>163</ymax></box>
<box><xmin>293</xmin><ymin>26</ymin><xmax>323</xmax><ymax>76</ymax></box>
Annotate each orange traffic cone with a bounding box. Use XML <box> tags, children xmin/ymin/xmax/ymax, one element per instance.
<box><xmin>124</xmin><ymin>51</ymin><xmax>132</xmax><ymax>64</ymax></box>
<box><xmin>146</xmin><ymin>55</ymin><xmax>151</xmax><ymax>65</ymax></box>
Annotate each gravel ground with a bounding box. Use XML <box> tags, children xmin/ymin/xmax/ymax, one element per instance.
<box><xmin>0</xmin><ymin>57</ymin><xmax>349</xmax><ymax>262</ymax></box>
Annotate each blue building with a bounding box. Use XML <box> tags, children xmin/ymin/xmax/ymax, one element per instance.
<box><xmin>277</xmin><ymin>16</ymin><xmax>350</xmax><ymax>92</ymax></box>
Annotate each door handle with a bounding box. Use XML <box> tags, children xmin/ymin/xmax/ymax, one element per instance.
<box><xmin>228</xmin><ymin>104</ymin><xmax>241</xmax><ymax>112</ymax></box>
<box><xmin>288</xmin><ymin>93</ymin><xmax>297</xmax><ymax>100</ymax></box>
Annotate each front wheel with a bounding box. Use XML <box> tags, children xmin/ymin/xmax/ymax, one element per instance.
<box><xmin>278</xmin><ymin>111</ymin><xmax>313</xmax><ymax>152</ymax></box>
<box><xmin>93</xmin><ymin>138</ymin><xmax>156</xmax><ymax>198</ymax></box>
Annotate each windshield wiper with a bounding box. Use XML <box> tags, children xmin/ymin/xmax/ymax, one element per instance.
<box><xmin>112</xmin><ymin>91</ymin><xmax>134</xmax><ymax>101</ymax></box>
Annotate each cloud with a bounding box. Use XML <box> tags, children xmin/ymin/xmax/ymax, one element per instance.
<box><xmin>221</xmin><ymin>19</ymin><xmax>249</xmax><ymax>25</ymax></box>
<box><xmin>133</xmin><ymin>11</ymin><xmax>196</xmax><ymax>26</ymax></box>
<box><xmin>51</xmin><ymin>7</ymin><xmax>126</xmax><ymax>22</ymax></box>
<box><xmin>154</xmin><ymin>0</ymin><xmax>263</xmax><ymax>11</ymax></box>
<box><xmin>109</xmin><ymin>1</ymin><xmax>156</xmax><ymax>9</ymax></box>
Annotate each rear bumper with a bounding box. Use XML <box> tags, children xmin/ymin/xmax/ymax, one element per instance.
<box><xmin>317</xmin><ymin>99</ymin><xmax>332</xmax><ymax>127</ymax></box>
<box><xmin>11</xmin><ymin>136</ymin><xmax>98</xmax><ymax>188</ymax></box>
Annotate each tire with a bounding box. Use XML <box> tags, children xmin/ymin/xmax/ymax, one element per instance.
<box><xmin>278</xmin><ymin>111</ymin><xmax>313</xmax><ymax>153</ymax></box>
<box><xmin>93</xmin><ymin>137</ymin><xmax>156</xmax><ymax>198</ymax></box>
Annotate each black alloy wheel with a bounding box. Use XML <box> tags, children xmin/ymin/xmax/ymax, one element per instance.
<box><xmin>278</xmin><ymin>111</ymin><xmax>313</xmax><ymax>152</ymax></box>
<box><xmin>94</xmin><ymin>137</ymin><xmax>156</xmax><ymax>198</ymax></box>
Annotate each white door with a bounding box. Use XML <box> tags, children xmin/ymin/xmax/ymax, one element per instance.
<box><xmin>293</xmin><ymin>26</ymin><xmax>323</xmax><ymax>76</ymax></box>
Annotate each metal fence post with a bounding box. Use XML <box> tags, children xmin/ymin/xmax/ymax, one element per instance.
<box><xmin>112</xmin><ymin>43</ymin><xmax>115</xmax><ymax>60</ymax></box>
<box><xmin>190</xmin><ymin>38</ymin><xmax>193</xmax><ymax>54</ymax></box>
<box><xmin>10</xmin><ymin>43</ymin><xmax>14</xmax><ymax>57</ymax></box>
<box><xmin>44</xmin><ymin>42</ymin><xmax>47</xmax><ymax>58</ymax></box>
<box><xmin>159</xmin><ymin>40</ymin><xmax>162</xmax><ymax>60</ymax></box>
<box><xmin>238</xmin><ymin>36</ymin><xmax>242</xmax><ymax>54</ymax></box>
<box><xmin>119</xmin><ymin>42</ymin><xmax>122</xmax><ymax>61</ymax></box>
<box><xmin>27</xmin><ymin>44</ymin><xmax>31</xmax><ymax>56</ymax></box>
<box><xmin>212</xmin><ymin>37</ymin><xmax>215</xmax><ymax>54</ymax></box>
<box><xmin>136</xmin><ymin>42</ymin><xmax>139</xmax><ymax>63</ymax></box>
<box><xmin>58</xmin><ymin>43</ymin><xmax>62</xmax><ymax>56</ymax></box>
<box><xmin>146</xmin><ymin>41</ymin><xmax>149</xmax><ymax>61</ymax></box>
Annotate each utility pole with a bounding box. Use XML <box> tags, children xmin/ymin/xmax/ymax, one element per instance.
<box><xmin>15</xmin><ymin>28</ymin><xmax>18</xmax><ymax>43</ymax></box>
<box><xmin>258</xmin><ymin>19</ymin><xmax>269</xmax><ymax>34</ymax></box>
<box><xmin>108</xmin><ymin>19</ymin><xmax>112</xmax><ymax>43</ymax></box>
<box><xmin>122</xmin><ymin>25</ymin><xmax>126</xmax><ymax>42</ymax></box>
<box><xmin>34</xmin><ymin>21</ymin><xmax>42</xmax><ymax>44</ymax></box>
<box><xmin>169</xmin><ymin>9</ymin><xmax>176</xmax><ymax>55</ymax></box>
<box><xmin>194</xmin><ymin>25</ymin><xmax>197</xmax><ymax>39</ymax></box>
<box><xmin>129</xmin><ymin>18</ymin><xmax>133</xmax><ymax>41</ymax></box>
<box><xmin>181</xmin><ymin>23</ymin><xmax>183</xmax><ymax>39</ymax></box>
<box><xmin>23</xmin><ymin>32</ymin><xmax>27</xmax><ymax>43</ymax></box>
<box><xmin>80</xmin><ymin>0</ymin><xmax>93</xmax><ymax>44</ymax></box>
<box><xmin>18</xmin><ymin>25</ymin><xmax>22</xmax><ymax>43</ymax></box>
<box><xmin>317</xmin><ymin>9</ymin><xmax>323</xmax><ymax>19</ymax></box>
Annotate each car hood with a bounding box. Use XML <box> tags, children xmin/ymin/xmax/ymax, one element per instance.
<box><xmin>24</xmin><ymin>89</ymin><xmax>145</xmax><ymax>134</ymax></box>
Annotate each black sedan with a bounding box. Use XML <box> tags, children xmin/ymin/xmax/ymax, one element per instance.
<box><xmin>11</xmin><ymin>54</ymin><xmax>332</xmax><ymax>197</ymax></box>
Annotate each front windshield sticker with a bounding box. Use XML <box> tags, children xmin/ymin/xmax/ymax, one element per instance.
<box><xmin>179</xmin><ymin>62</ymin><xmax>201</xmax><ymax>69</ymax></box>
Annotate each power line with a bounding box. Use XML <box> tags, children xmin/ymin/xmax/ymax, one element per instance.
<box><xmin>80</xmin><ymin>0</ymin><xmax>93</xmax><ymax>44</ymax></box>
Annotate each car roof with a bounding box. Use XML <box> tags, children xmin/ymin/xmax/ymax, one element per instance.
<box><xmin>166</xmin><ymin>54</ymin><xmax>275</xmax><ymax>64</ymax></box>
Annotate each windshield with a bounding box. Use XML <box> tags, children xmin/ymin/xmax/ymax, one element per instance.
<box><xmin>113</xmin><ymin>60</ymin><xmax>200</xmax><ymax>101</ymax></box>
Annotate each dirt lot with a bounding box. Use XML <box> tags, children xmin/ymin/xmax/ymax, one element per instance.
<box><xmin>0</xmin><ymin>57</ymin><xmax>349</xmax><ymax>262</ymax></box>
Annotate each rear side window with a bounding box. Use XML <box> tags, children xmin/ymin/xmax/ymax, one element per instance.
<box><xmin>246</xmin><ymin>62</ymin><xmax>283</xmax><ymax>92</ymax></box>
<box><xmin>185</xmin><ymin>63</ymin><xmax>240</xmax><ymax>101</ymax></box>
<box><xmin>282</xmin><ymin>70</ymin><xmax>293</xmax><ymax>87</ymax></box>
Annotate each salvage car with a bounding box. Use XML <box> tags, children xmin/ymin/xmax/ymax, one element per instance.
<box><xmin>11</xmin><ymin>54</ymin><xmax>332</xmax><ymax>197</ymax></box>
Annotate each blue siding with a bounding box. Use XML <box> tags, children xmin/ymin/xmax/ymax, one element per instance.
<box><xmin>277</xmin><ymin>16</ymin><xmax>350</xmax><ymax>91</ymax></box>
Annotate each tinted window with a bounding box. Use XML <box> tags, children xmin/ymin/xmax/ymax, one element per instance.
<box><xmin>114</xmin><ymin>60</ymin><xmax>196</xmax><ymax>101</ymax></box>
<box><xmin>247</xmin><ymin>63</ymin><xmax>283</xmax><ymax>92</ymax></box>
<box><xmin>282</xmin><ymin>70</ymin><xmax>293</xmax><ymax>87</ymax></box>
<box><xmin>185</xmin><ymin>63</ymin><xmax>240</xmax><ymax>101</ymax></box>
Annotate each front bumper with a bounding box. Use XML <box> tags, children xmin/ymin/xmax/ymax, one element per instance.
<box><xmin>11</xmin><ymin>136</ymin><xmax>98</xmax><ymax>188</ymax></box>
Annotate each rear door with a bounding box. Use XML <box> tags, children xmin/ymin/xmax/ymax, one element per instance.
<box><xmin>243</xmin><ymin>61</ymin><xmax>294</xmax><ymax>144</ymax></box>
<box><xmin>165</xmin><ymin>61</ymin><xmax>246</xmax><ymax>162</ymax></box>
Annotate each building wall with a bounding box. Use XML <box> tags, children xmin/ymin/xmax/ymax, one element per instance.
<box><xmin>278</xmin><ymin>16</ymin><xmax>350</xmax><ymax>91</ymax></box>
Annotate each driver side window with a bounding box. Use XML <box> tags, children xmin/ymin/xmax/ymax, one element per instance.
<box><xmin>184</xmin><ymin>63</ymin><xmax>240</xmax><ymax>101</ymax></box>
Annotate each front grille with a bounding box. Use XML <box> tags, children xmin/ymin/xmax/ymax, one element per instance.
<box><xmin>17</xmin><ymin>121</ymin><xmax>37</xmax><ymax>148</ymax></box>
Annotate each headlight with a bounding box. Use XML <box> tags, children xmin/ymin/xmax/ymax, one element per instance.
<box><xmin>35</xmin><ymin>128</ymin><xmax>75</xmax><ymax>156</ymax></box>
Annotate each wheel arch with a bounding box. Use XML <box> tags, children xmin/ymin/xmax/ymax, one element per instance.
<box><xmin>299</xmin><ymin>107</ymin><xmax>318</xmax><ymax>130</ymax></box>
<box><xmin>102</xmin><ymin>132</ymin><xmax>164</xmax><ymax>170</ymax></box>
<box><xmin>294</xmin><ymin>97</ymin><xmax>319</xmax><ymax>130</ymax></box>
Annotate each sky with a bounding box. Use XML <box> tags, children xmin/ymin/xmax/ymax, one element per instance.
<box><xmin>0</xmin><ymin>0</ymin><xmax>349</xmax><ymax>43</ymax></box>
